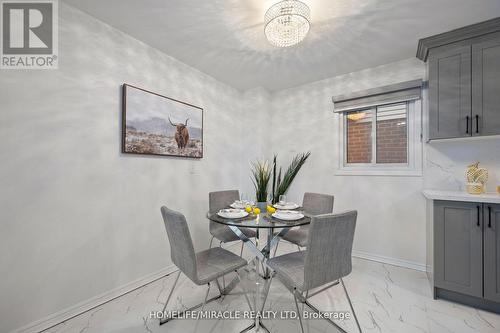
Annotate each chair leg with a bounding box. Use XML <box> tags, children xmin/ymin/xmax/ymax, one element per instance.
<box><xmin>199</xmin><ymin>283</ymin><xmax>211</xmax><ymax>313</ymax></box>
<box><xmin>340</xmin><ymin>278</ymin><xmax>362</xmax><ymax>333</ymax></box>
<box><xmin>160</xmin><ymin>270</ymin><xmax>181</xmax><ymax>315</ymax></box>
<box><xmin>297</xmin><ymin>245</ymin><xmax>302</xmax><ymax>252</ymax></box>
<box><xmin>209</xmin><ymin>236</ymin><xmax>215</xmax><ymax>249</ymax></box>
<box><xmin>302</xmin><ymin>300</ymin><xmax>348</xmax><ymax>333</ymax></box>
<box><xmin>273</xmin><ymin>239</ymin><xmax>280</xmax><ymax>257</ymax></box>
<box><xmin>260</xmin><ymin>273</ymin><xmax>274</xmax><ymax>313</ymax></box>
<box><xmin>235</xmin><ymin>270</ymin><xmax>253</xmax><ymax>311</ymax></box>
<box><xmin>293</xmin><ymin>289</ymin><xmax>305</xmax><ymax>333</ymax></box>
<box><xmin>220</xmin><ymin>241</ymin><xmax>226</xmax><ymax>290</ymax></box>
<box><xmin>240</xmin><ymin>241</ymin><xmax>244</xmax><ymax>257</ymax></box>
<box><xmin>193</xmin><ymin>283</ymin><xmax>212</xmax><ymax>331</ymax></box>
<box><xmin>301</xmin><ymin>291</ymin><xmax>308</xmax><ymax>314</ymax></box>
<box><xmin>215</xmin><ymin>278</ymin><xmax>224</xmax><ymax>296</ymax></box>
<box><xmin>159</xmin><ymin>272</ymin><xmax>222</xmax><ymax>326</ymax></box>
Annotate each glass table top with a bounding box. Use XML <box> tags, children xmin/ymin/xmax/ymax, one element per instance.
<box><xmin>206</xmin><ymin>211</ymin><xmax>311</xmax><ymax>229</ymax></box>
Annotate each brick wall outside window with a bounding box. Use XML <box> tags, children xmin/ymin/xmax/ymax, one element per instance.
<box><xmin>345</xmin><ymin>102</ymin><xmax>408</xmax><ymax>165</ymax></box>
<box><xmin>347</xmin><ymin>120</ymin><xmax>372</xmax><ymax>163</ymax></box>
<box><xmin>376</xmin><ymin>118</ymin><xmax>407</xmax><ymax>163</ymax></box>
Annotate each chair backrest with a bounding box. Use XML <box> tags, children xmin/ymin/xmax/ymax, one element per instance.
<box><xmin>209</xmin><ymin>190</ymin><xmax>240</xmax><ymax>213</ymax></box>
<box><xmin>303</xmin><ymin>211</ymin><xmax>357</xmax><ymax>291</ymax></box>
<box><xmin>302</xmin><ymin>192</ymin><xmax>334</xmax><ymax>216</ymax></box>
<box><xmin>160</xmin><ymin>206</ymin><xmax>197</xmax><ymax>282</ymax></box>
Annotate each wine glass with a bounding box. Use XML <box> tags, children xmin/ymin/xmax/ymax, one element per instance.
<box><xmin>279</xmin><ymin>195</ymin><xmax>287</xmax><ymax>205</ymax></box>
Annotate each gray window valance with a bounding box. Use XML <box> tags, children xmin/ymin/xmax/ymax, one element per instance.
<box><xmin>332</xmin><ymin>79</ymin><xmax>422</xmax><ymax>113</ymax></box>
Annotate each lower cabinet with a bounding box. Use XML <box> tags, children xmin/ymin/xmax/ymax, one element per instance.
<box><xmin>484</xmin><ymin>204</ymin><xmax>500</xmax><ymax>303</ymax></box>
<box><xmin>434</xmin><ymin>201</ymin><xmax>482</xmax><ymax>297</ymax></box>
<box><xmin>434</xmin><ymin>201</ymin><xmax>500</xmax><ymax>310</ymax></box>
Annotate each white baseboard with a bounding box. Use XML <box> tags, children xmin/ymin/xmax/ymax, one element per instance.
<box><xmin>11</xmin><ymin>264</ymin><xmax>178</xmax><ymax>333</ymax></box>
<box><xmin>352</xmin><ymin>250</ymin><xmax>426</xmax><ymax>272</ymax></box>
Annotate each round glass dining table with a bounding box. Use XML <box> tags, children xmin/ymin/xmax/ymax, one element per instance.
<box><xmin>206</xmin><ymin>211</ymin><xmax>311</xmax><ymax>265</ymax></box>
<box><xmin>206</xmin><ymin>211</ymin><xmax>311</xmax><ymax>229</ymax></box>
<box><xmin>206</xmin><ymin>211</ymin><xmax>311</xmax><ymax>333</ymax></box>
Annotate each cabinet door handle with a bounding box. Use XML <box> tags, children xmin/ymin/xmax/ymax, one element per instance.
<box><xmin>488</xmin><ymin>206</ymin><xmax>492</xmax><ymax>228</ymax></box>
<box><xmin>476</xmin><ymin>115</ymin><xmax>479</xmax><ymax>134</ymax></box>
<box><xmin>466</xmin><ymin>116</ymin><xmax>470</xmax><ymax>134</ymax></box>
<box><xmin>477</xmin><ymin>205</ymin><xmax>481</xmax><ymax>227</ymax></box>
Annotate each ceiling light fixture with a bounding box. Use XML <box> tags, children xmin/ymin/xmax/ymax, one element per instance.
<box><xmin>264</xmin><ymin>0</ymin><xmax>311</xmax><ymax>48</ymax></box>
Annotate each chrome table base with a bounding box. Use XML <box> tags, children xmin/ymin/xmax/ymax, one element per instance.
<box><xmin>227</xmin><ymin>225</ymin><xmax>290</xmax><ymax>332</ymax></box>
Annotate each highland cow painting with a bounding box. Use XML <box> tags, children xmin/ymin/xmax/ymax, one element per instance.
<box><xmin>122</xmin><ymin>84</ymin><xmax>203</xmax><ymax>158</ymax></box>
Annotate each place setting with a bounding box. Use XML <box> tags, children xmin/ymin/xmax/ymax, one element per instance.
<box><xmin>229</xmin><ymin>199</ymin><xmax>254</xmax><ymax>209</ymax></box>
<box><xmin>272</xmin><ymin>195</ymin><xmax>301</xmax><ymax>211</ymax></box>
<box><xmin>268</xmin><ymin>209</ymin><xmax>305</xmax><ymax>221</ymax></box>
<box><xmin>215</xmin><ymin>195</ymin><xmax>306</xmax><ymax>224</ymax></box>
<box><xmin>267</xmin><ymin>195</ymin><xmax>305</xmax><ymax>222</ymax></box>
<box><xmin>217</xmin><ymin>208</ymin><xmax>249</xmax><ymax>219</ymax></box>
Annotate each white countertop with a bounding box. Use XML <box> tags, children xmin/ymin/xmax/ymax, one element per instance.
<box><xmin>422</xmin><ymin>189</ymin><xmax>500</xmax><ymax>204</ymax></box>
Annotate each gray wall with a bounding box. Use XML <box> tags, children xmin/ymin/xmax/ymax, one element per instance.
<box><xmin>269</xmin><ymin>58</ymin><xmax>428</xmax><ymax>267</ymax></box>
<box><xmin>0</xmin><ymin>4</ymin><xmax>254</xmax><ymax>332</ymax></box>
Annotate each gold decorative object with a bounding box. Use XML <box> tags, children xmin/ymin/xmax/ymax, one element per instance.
<box><xmin>466</xmin><ymin>162</ymin><xmax>488</xmax><ymax>194</ymax></box>
<box><xmin>467</xmin><ymin>183</ymin><xmax>484</xmax><ymax>195</ymax></box>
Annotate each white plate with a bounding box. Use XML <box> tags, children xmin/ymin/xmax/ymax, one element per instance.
<box><xmin>273</xmin><ymin>202</ymin><xmax>300</xmax><ymax>210</ymax></box>
<box><xmin>217</xmin><ymin>209</ymin><xmax>249</xmax><ymax>219</ymax></box>
<box><xmin>230</xmin><ymin>201</ymin><xmax>254</xmax><ymax>209</ymax></box>
<box><xmin>272</xmin><ymin>210</ymin><xmax>304</xmax><ymax>221</ymax></box>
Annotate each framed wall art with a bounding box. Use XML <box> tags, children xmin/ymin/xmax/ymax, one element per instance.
<box><xmin>122</xmin><ymin>84</ymin><xmax>203</xmax><ymax>158</ymax></box>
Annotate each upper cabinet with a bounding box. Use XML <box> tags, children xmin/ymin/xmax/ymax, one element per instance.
<box><xmin>417</xmin><ymin>18</ymin><xmax>500</xmax><ymax>140</ymax></box>
<box><xmin>472</xmin><ymin>35</ymin><xmax>500</xmax><ymax>137</ymax></box>
<box><xmin>428</xmin><ymin>45</ymin><xmax>471</xmax><ymax>139</ymax></box>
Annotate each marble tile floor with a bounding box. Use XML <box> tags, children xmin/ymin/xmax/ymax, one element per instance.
<box><xmin>43</xmin><ymin>242</ymin><xmax>500</xmax><ymax>333</ymax></box>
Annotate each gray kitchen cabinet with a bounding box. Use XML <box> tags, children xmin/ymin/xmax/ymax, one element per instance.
<box><xmin>434</xmin><ymin>200</ymin><xmax>483</xmax><ymax>297</ymax></box>
<box><xmin>428</xmin><ymin>46</ymin><xmax>472</xmax><ymax>139</ymax></box>
<box><xmin>418</xmin><ymin>18</ymin><xmax>500</xmax><ymax>140</ymax></box>
<box><xmin>472</xmin><ymin>35</ymin><xmax>500</xmax><ymax>136</ymax></box>
<box><xmin>484</xmin><ymin>204</ymin><xmax>500</xmax><ymax>303</ymax></box>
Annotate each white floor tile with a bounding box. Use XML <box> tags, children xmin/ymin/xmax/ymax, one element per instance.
<box><xmin>43</xmin><ymin>242</ymin><xmax>500</xmax><ymax>333</ymax></box>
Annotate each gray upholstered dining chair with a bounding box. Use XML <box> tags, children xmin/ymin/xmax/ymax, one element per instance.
<box><xmin>274</xmin><ymin>192</ymin><xmax>334</xmax><ymax>256</ymax></box>
<box><xmin>264</xmin><ymin>211</ymin><xmax>362</xmax><ymax>333</ymax></box>
<box><xmin>209</xmin><ymin>190</ymin><xmax>257</xmax><ymax>256</ymax></box>
<box><xmin>159</xmin><ymin>206</ymin><xmax>252</xmax><ymax>326</ymax></box>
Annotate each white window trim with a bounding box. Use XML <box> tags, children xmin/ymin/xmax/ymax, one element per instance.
<box><xmin>335</xmin><ymin>100</ymin><xmax>423</xmax><ymax>177</ymax></box>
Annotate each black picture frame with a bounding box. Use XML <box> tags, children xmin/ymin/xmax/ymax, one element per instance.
<box><xmin>122</xmin><ymin>84</ymin><xmax>203</xmax><ymax>158</ymax></box>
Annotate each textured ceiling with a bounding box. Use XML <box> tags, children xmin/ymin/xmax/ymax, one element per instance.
<box><xmin>63</xmin><ymin>0</ymin><xmax>500</xmax><ymax>91</ymax></box>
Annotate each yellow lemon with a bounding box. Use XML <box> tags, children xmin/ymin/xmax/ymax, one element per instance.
<box><xmin>253</xmin><ymin>207</ymin><xmax>261</xmax><ymax>215</ymax></box>
<box><xmin>245</xmin><ymin>206</ymin><xmax>252</xmax><ymax>213</ymax></box>
<box><xmin>267</xmin><ymin>205</ymin><xmax>276</xmax><ymax>214</ymax></box>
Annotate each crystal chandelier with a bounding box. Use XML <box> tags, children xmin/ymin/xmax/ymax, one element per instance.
<box><xmin>264</xmin><ymin>0</ymin><xmax>311</xmax><ymax>48</ymax></box>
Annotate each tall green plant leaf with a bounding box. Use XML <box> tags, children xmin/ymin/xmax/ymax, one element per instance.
<box><xmin>272</xmin><ymin>155</ymin><xmax>277</xmax><ymax>204</ymax></box>
<box><xmin>271</xmin><ymin>152</ymin><xmax>311</xmax><ymax>204</ymax></box>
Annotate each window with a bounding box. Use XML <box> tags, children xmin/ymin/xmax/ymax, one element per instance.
<box><xmin>346</xmin><ymin>102</ymin><xmax>408</xmax><ymax>165</ymax></box>
<box><xmin>337</xmin><ymin>100</ymin><xmax>422</xmax><ymax>176</ymax></box>
<box><xmin>333</xmin><ymin>80</ymin><xmax>423</xmax><ymax>176</ymax></box>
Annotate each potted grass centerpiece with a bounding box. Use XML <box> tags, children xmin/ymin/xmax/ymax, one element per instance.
<box><xmin>252</xmin><ymin>161</ymin><xmax>271</xmax><ymax>212</ymax></box>
<box><xmin>250</xmin><ymin>160</ymin><xmax>272</xmax><ymax>212</ymax></box>
<box><xmin>250</xmin><ymin>152</ymin><xmax>310</xmax><ymax>213</ymax></box>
